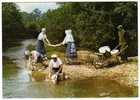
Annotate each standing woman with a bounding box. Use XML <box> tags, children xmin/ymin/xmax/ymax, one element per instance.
<box><xmin>54</xmin><ymin>29</ymin><xmax>77</xmax><ymax>64</ymax></box>
<box><xmin>117</xmin><ymin>25</ymin><xmax>128</xmax><ymax>62</ymax></box>
<box><xmin>36</xmin><ymin>28</ymin><xmax>50</xmax><ymax>58</ymax></box>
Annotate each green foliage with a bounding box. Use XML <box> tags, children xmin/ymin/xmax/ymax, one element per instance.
<box><xmin>2</xmin><ymin>3</ymin><xmax>24</xmax><ymax>34</ymax></box>
<box><xmin>26</xmin><ymin>44</ymin><xmax>35</xmax><ymax>51</ymax></box>
<box><xmin>21</xmin><ymin>9</ymin><xmax>42</xmax><ymax>38</ymax></box>
<box><xmin>2</xmin><ymin>3</ymin><xmax>26</xmax><ymax>50</ymax></box>
<box><xmin>43</xmin><ymin>2</ymin><xmax>137</xmax><ymax>56</ymax></box>
<box><xmin>2</xmin><ymin>2</ymin><xmax>138</xmax><ymax>56</ymax></box>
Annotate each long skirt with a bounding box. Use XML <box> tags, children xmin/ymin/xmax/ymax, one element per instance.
<box><xmin>120</xmin><ymin>44</ymin><xmax>128</xmax><ymax>61</ymax></box>
<box><xmin>36</xmin><ymin>40</ymin><xmax>46</xmax><ymax>57</ymax></box>
<box><xmin>66</xmin><ymin>42</ymin><xmax>77</xmax><ymax>59</ymax></box>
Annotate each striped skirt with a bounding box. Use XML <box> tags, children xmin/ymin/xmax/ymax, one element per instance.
<box><xmin>66</xmin><ymin>42</ymin><xmax>77</xmax><ymax>58</ymax></box>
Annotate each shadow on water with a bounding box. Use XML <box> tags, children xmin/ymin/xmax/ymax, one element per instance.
<box><xmin>3</xmin><ymin>39</ymin><xmax>138</xmax><ymax>98</ymax></box>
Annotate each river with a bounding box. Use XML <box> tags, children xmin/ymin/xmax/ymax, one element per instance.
<box><xmin>2</xmin><ymin>39</ymin><xmax>137</xmax><ymax>98</ymax></box>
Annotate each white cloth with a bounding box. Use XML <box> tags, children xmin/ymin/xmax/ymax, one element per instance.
<box><xmin>37</xmin><ymin>32</ymin><xmax>47</xmax><ymax>41</ymax></box>
<box><xmin>49</xmin><ymin>58</ymin><xmax>62</xmax><ymax>68</ymax></box>
<box><xmin>62</xmin><ymin>29</ymin><xmax>74</xmax><ymax>45</ymax></box>
<box><xmin>31</xmin><ymin>50</ymin><xmax>40</xmax><ymax>62</ymax></box>
<box><xmin>24</xmin><ymin>50</ymin><xmax>30</xmax><ymax>56</ymax></box>
<box><xmin>111</xmin><ymin>49</ymin><xmax>119</xmax><ymax>55</ymax></box>
<box><xmin>99</xmin><ymin>46</ymin><xmax>111</xmax><ymax>54</ymax></box>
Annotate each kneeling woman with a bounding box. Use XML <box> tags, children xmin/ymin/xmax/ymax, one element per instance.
<box><xmin>49</xmin><ymin>54</ymin><xmax>63</xmax><ymax>84</ymax></box>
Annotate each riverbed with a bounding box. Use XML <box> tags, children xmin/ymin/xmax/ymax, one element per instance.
<box><xmin>2</xmin><ymin>39</ymin><xmax>138</xmax><ymax>98</ymax></box>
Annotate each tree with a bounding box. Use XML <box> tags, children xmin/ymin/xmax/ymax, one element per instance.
<box><xmin>20</xmin><ymin>9</ymin><xmax>42</xmax><ymax>38</ymax></box>
<box><xmin>39</xmin><ymin>2</ymin><xmax>137</xmax><ymax>56</ymax></box>
<box><xmin>2</xmin><ymin>3</ymin><xmax>25</xmax><ymax>49</ymax></box>
<box><xmin>2</xmin><ymin>3</ymin><xmax>24</xmax><ymax>35</ymax></box>
<box><xmin>3</xmin><ymin>2</ymin><xmax>137</xmax><ymax>56</ymax></box>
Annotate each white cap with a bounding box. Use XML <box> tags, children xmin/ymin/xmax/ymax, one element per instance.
<box><xmin>65</xmin><ymin>29</ymin><xmax>72</xmax><ymax>34</ymax></box>
<box><xmin>51</xmin><ymin>54</ymin><xmax>58</xmax><ymax>58</ymax></box>
<box><xmin>41</xmin><ymin>28</ymin><xmax>46</xmax><ymax>33</ymax></box>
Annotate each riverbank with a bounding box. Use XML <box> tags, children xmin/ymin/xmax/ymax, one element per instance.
<box><xmin>63</xmin><ymin>61</ymin><xmax>138</xmax><ymax>87</ymax></box>
<box><xmin>30</xmin><ymin>49</ymin><xmax>138</xmax><ymax>88</ymax></box>
<box><xmin>3</xmin><ymin>39</ymin><xmax>138</xmax><ymax>97</ymax></box>
<box><xmin>40</xmin><ymin>57</ymin><xmax>138</xmax><ymax>88</ymax></box>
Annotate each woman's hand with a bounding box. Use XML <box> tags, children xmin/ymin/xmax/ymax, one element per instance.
<box><xmin>55</xmin><ymin>42</ymin><xmax>63</xmax><ymax>47</ymax></box>
<box><xmin>50</xmin><ymin>43</ymin><xmax>63</xmax><ymax>47</ymax></box>
<box><xmin>45</xmin><ymin>42</ymin><xmax>63</xmax><ymax>47</ymax></box>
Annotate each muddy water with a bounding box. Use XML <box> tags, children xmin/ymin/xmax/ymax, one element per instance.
<box><xmin>2</xmin><ymin>39</ymin><xmax>137</xmax><ymax>98</ymax></box>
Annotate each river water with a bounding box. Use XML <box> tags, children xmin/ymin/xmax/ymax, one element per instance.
<box><xmin>2</xmin><ymin>39</ymin><xmax>137</xmax><ymax>98</ymax></box>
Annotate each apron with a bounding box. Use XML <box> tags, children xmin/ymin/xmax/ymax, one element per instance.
<box><xmin>36</xmin><ymin>40</ymin><xmax>46</xmax><ymax>56</ymax></box>
<box><xmin>66</xmin><ymin>42</ymin><xmax>77</xmax><ymax>58</ymax></box>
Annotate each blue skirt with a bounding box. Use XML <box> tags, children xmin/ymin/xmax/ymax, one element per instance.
<box><xmin>66</xmin><ymin>42</ymin><xmax>77</xmax><ymax>58</ymax></box>
<box><xmin>36</xmin><ymin>40</ymin><xmax>46</xmax><ymax>56</ymax></box>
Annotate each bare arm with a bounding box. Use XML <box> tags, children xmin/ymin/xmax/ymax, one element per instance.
<box><xmin>44</xmin><ymin>43</ymin><xmax>62</xmax><ymax>47</ymax></box>
<box><xmin>54</xmin><ymin>42</ymin><xmax>63</xmax><ymax>47</ymax></box>
<box><xmin>49</xmin><ymin>62</ymin><xmax>52</xmax><ymax>78</ymax></box>
<box><xmin>49</xmin><ymin>36</ymin><xmax>65</xmax><ymax>47</ymax></box>
<box><xmin>44</xmin><ymin>42</ymin><xmax>51</xmax><ymax>46</ymax></box>
<box><xmin>50</xmin><ymin>42</ymin><xmax>64</xmax><ymax>47</ymax></box>
<box><xmin>52</xmin><ymin>37</ymin><xmax>65</xmax><ymax>47</ymax></box>
<box><xmin>45</xmin><ymin>37</ymin><xmax>51</xmax><ymax>44</ymax></box>
<box><xmin>57</xmin><ymin>64</ymin><xmax>63</xmax><ymax>74</ymax></box>
<box><xmin>43</xmin><ymin>36</ymin><xmax>54</xmax><ymax>47</ymax></box>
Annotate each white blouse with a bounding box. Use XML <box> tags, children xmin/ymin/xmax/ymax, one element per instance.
<box><xmin>49</xmin><ymin>58</ymin><xmax>62</xmax><ymax>68</ymax></box>
<box><xmin>37</xmin><ymin>32</ymin><xmax>47</xmax><ymax>41</ymax></box>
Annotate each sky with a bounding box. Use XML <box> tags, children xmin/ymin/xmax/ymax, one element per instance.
<box><xmin>16</xmin><ymin>3</ymin><xmax>60</xmax><ymax>13</ymax></box>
